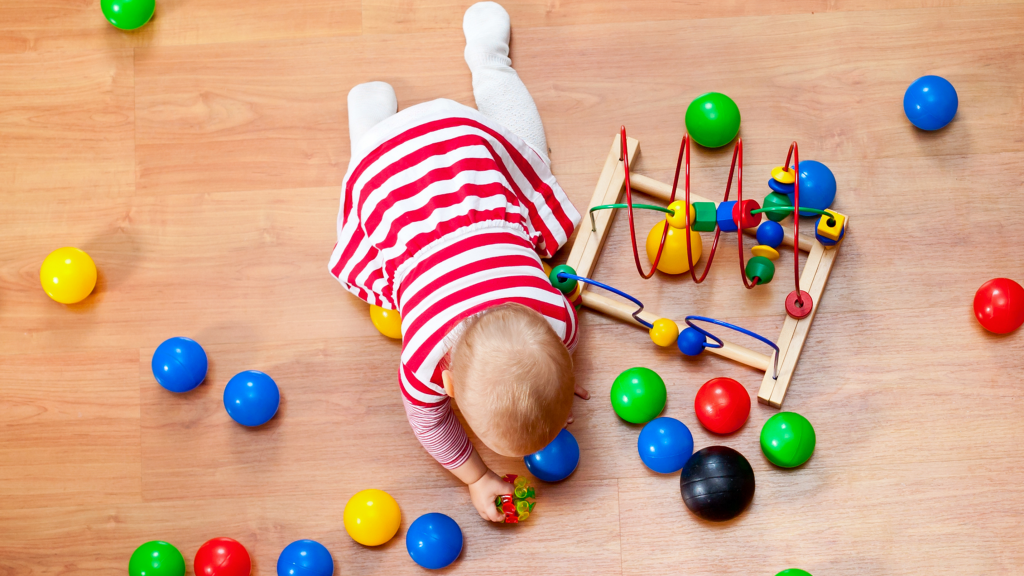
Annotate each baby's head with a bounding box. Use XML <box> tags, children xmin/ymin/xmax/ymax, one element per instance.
<box><xmin>443</xmin><ymin>303</ymin><xmax>574</xmax><ymax>457</ymax></box>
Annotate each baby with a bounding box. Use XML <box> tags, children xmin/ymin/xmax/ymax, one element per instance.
<box><xmin>329</xmin><ymin>2</ymin><xmax>589</xmax><ymax>521</ymax></box>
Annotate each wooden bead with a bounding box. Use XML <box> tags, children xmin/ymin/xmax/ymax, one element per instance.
<box><xmin>666</xmin><ymin>200</ymin><xmax>695</xmax><ymax>229</ymax></box>
<box><xmin>815</xmin><ymin>209</ymin><xmax>846</xmax><ymax>241</ymax></box>
<box><xmin>745</xmin><ymin>256</ymin><xmax>775</xmax><ymax>285</ymax></box>
<box><xmin>649</xmin><ymin>318</ymin><xmax>680</xmax><ymax>347</ymax></box>
<box><xmin>762</xmin><ymin>192</ymin><xmax>792</xmax><ymax>222</ymax></box>
<box><xmin>717</xmin><ymin>200</ymin><xmax>739</xmax><ymax>232</ymax></box>
<box><xmin>692</xmin><ymin>201</ymin><xmax>717</xmax><ymax>232</ymax></box>
<box><xmin>732</xmin><ymin>199</ymin><xmax>762</xmax><ymax>229</ymax></box>
<box><xmin>549</xmin><ymin>264</ymin><xmax>578</xmax><ymax>294</ymax></box>
<box><xmin>771</xmin><ymin>165</ymin><xmax>795</xmax><ymax>184</ymax></box>
<box><xmin>756</xmin><ymin>220</ymin><xmax>785</xmax><ymax>248</ymax></box>
<box><xmin>786</xmin><ymin>290</ymin><xmax>813</xmax><ymax>319</ymax></box>
<box><xmin>751</xmin><ymin>245</ymin><xmax>780</xmax><ymax>260</ymax></box>
<box><xmin>768</xmin><ymin>178</ymin><xmax>795</xmax><ymax>195</ymax></box>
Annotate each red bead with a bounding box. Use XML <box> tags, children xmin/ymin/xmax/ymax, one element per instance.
<box><xmin>785</xmin><ymin>290</ymin><xmax>813</xmax><ymax>319</ymax></box>
<box><xmin>194</xmin><ymin>538</ymin><xmax>251</xmax><ymax>576</ymax></box>
<box><xmin>694</xmin><ymin>377</ymin><xmax>751</xmax><ymax>434</ymax></box>
<box><xmin>732</xmin><ymin>199</ymin><xmax>762</xmax><ymax>229</ymax></box>
<box><xmin>974</xmin><ymin>278</ymin><xmax>1024</xmax><ymax>334</ymax></box>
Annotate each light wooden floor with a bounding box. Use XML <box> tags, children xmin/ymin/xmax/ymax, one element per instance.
<box><xmin>2</xmin><ymin>1</ymin><xmax>1024</xmax><ymax>574</ymax></box>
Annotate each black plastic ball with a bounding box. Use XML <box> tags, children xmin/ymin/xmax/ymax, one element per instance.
<box><xmin>679</xmin><ymin>446</ymin><xmax>755</xmax><ymax>521</ymax></box>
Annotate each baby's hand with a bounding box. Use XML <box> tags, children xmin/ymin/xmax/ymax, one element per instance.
<box><xmin>566</xmin><ymin>382</ymin><xmax>591</xmax><ymax>425</ymax></box>
<box><xmin>468</xmin><ymin>470</ymin><xmax>513</xmax><ymax>522</ymax></box>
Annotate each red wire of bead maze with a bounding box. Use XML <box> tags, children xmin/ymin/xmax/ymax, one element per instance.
<box><xmin>617</xmin><ymin>129</ymin><xmax>809</xmax><ymax>310</ymax></box>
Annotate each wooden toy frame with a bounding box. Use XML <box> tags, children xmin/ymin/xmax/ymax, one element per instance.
<box><xmin>564</xmin><ymin>135</ymin><xmax>846</xmax><ymax>408</ymax></box>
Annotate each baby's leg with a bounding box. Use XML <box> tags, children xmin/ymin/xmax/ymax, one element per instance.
<box><xmin>347</xmin><ymin>81</ymin><xmax>398</xmax><ymax>152</ymax></box>
<box><xmin>463</xmin><ymin>2</ymin><xmax>549</xmax><ymax>163</ymax></box>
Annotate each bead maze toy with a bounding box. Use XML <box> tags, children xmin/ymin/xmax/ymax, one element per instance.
<box><xmin>552</xmin><ymin>128</ymin><xmax>849</xmax><ymax>407</ymax></box>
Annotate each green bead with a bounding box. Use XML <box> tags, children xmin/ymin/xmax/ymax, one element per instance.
<box><xmin>763</xmin><ymin>193</ymin><xmax>792</xmax><ymax>223</ymax></box>
<box><xmin>685</xmin><ymin>93</ymin><xmax>741</xmax><ymax>148</ymax></box>
<box><xmin>692</xmin><ymin>201</ymin><xmax>717</xmax><ymax>232</ymax></box>
<box><xmin>129</xmin><ymin>541</ymin><xmax>185</xmax><ymax>576</ymax></box>
<box><xmin>101</xmin><ymin>0</ymin><xmax>155</xmax><ymax>30</ymax></box>
<box><xmin>776</xmin><ymin>570</ymin><xmax>813</xmax><ymax>576</ymax></box>
<box><xmin>760</xmin><ymin>412</ymin><xmax>816</xmax><ymax>468</ymax></box>
<box><xmin>745</xmin><ymin>256</ymin><xmax>775</xmax><ymax>285</ymax></box>
<box><xmin>549</xmin><ymin>264</ymin><xmax>578</xmax><ymax>294</ymax></box>
<box><xmin>610</xmin><ymin>367</ymin><xmax>666</xmax><ymax>424</ymax></box>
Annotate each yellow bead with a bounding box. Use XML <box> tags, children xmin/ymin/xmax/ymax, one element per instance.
<box><xmin>665</xmin><ymin>201</ymin><xmax>696</xmax><ymax>229</ymax></box>
<box><xmin>40</xmin><ymin>247</ymin><xmax>97</xmax><ymax>304</ymax></box>
<box><xmin>649</xmin><ymin>318</ymin><xmax>680</xmax><ymax>347</ymax></box>
<box><xmin>771</xmin><ymin>165</ymin><xmax>795</xmax><ymax>184</ymax></box>
<box><xmin>370</xmin><ymin>305</ymin><xmax>402</xmax><ymax>339</ymax></box>
<box><xmin>751</xmin><ymin>245</ymin><xmax>780</xmax><ymax>260</ymax></box>
<box><xmin>542</xmin><ymin>261</ymin><xmax>552</xmax><ymax>277</ymax></box>
<box><xmin>645</xmin><ymin>220</ymin><xmax>703</xmax><ymax>275</ymax></box>
<box><xmin>816</xmin><ymin>209</ymin><xmax>846</xmax><ymax>241</ymax></box>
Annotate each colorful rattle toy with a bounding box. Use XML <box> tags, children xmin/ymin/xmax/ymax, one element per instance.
<box><xmin>495</xmin><ymin>474</ymin><xmax>536</xmax><ymax>523</ymax></box>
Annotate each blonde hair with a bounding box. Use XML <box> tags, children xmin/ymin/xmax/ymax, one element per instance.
<box><xmin>448</xmin><ymin>303</ymin><xmax>575</xmax><ymax>457</ymax></box>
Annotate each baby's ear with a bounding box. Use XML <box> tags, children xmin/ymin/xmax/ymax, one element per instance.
<box><xmin>441</xmin><ymin>370</ymin><xmax>456</xmax><ymax>398</ymax></box>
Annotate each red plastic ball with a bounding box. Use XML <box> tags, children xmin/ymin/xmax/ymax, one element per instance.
<box><xmin>974</xmin><ymin>278</ymin><xmax>1024</xmax><ymax>334</ymax></box>
<box><xmin>194</xmin><ymin>537</ymin><xmax>251</xmax><ymax>576</ymax></box>
<box><xmin>694</xmin><ymin>377</ymin><xmax>751</xmax><ymax>434</ymax></box>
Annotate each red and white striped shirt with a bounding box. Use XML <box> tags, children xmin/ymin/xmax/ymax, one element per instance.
<box><xmin>329</xmin><ymin>99</ymin><xmax>581</xmax><ymax>469</ymax></box>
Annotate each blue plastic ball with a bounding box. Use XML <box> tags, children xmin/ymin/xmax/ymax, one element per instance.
<box><xmin>224</xmin><ymin>370</ymin><xmax>280</xmax><ymax>427</ymax></box>
<box><xmin>756</xmin><ymin>221</ymin><xmax>785</xmax><ymax>249</ymax></box>
<box><xmin>277</xmin><ymin>539</ymin><xmax>333</xmax><ymax>576</ymax></box>
<box><xmin>638</xmin><ymin>417</ymin><xmax>694</xmax><ymax>473</ymax></box>
<box><xmin>406</xmin><ymin>513</ymin><xmax>463</xmax><ymax>570</ymax></box>
<box><xmin>677</xmin><ymin>327</ymin><xmax>707</xmax><ymax>356</ymax></box>
<box><xmin>789</xmin><ymin>160</ymin><xmax>836</xmax><ymax>216</ymax></box>
<box><xmin>524</xmin><ymin>428</ymin><xmax>580</xmax><ymax>482</ymax></box>
<box><xmin>151</xmin><ymin>337</ymin><xmax>208</xmax><ymax>393</ymax></box>
<box><xmin>904</xmin><ymin>75</ymin><xmax>958</xmax><ymax>131</ymax></box>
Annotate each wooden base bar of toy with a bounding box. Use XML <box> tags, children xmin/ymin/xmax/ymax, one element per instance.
<box><xmin>567</xmin><ymin>134</ymin><xmax>845</xmax><ymax>408</ymax></box>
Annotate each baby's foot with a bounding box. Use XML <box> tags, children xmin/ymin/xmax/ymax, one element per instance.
<box><xmin>347</xmin><ymin>81</ymin><xmax>397</xmax><ymax>153</ymax></box>
<box><xmin>463</xmin><ymin>2</ymin><xmax>511</xmax><ymax>70</ymax></box>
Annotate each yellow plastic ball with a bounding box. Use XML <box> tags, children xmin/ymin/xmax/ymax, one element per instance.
<box><xmin>40</xmin><ymin>247</ymin><xmax>97</xmax><ymax>304</ymax></box>
<box><xmin>645</xmin><ymin>220</ymin><xmax>703</xmax><ymax>275</ymax></box>
<box><xmin>665</xmin><ymin>201</ymin><xmax>696</xmax><ymax>229</ymax></box>
<box><xmin>369</xmin><ymin>305</ymin><xmax>402</xmax><ymax>339</ymax></box>
<box><xmin>649</xmin><ymin>318</ymin><xmax>679</xmax><ymax>347</ymax></box>
<box><xmin>343</xmin><ymin>489</ymin><xmax>401</xmax><ymax>546</ymax></box>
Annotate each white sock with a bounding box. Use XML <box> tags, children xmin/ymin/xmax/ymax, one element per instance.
<box><xmin>463</xmin><ymin>2</ymin><xmax>549</xmax><ymax>162</ymax></box>
<box><xmin>347</xmin><ymin>81</ymin><xmax>398</xmax><ymax>153</ymax></box>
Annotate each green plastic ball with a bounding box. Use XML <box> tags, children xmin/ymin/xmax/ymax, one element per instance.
<box><xmin>763</xmin><ymin>192</ymin><xmax>793</xmax><ymax>222</ymax></box>
<box><xmin>610</xmin><ymin>367</ymin><xmax>666</xmax><ymax>424</ymax></box>
<box><xmin>685</xmin><ymin>92</ymin><xmax>741</xmax><ymax>148</ymax></box>
<box><xmin>760</xmin><ymin>412</ymin><xmax>816</xmax><ymax>468</ymax></box>
<box><xmin>129</xmin><ymin>541</ymin><xmax>185</xmax><ymax>576</ymax></box>
<box><xmin>776</xmin><ymin>570</ymin><xmax>813</xmax><ymax>576</ymax></box>
<box><xmin>101</xmin><ymin>0</ymin><xmax>155</xmax><ymax>30</ymax></box>
<box><xmin>549</xmin><ymin>264</ymin><xmax>578</xmax><ymax>294</ymax></box>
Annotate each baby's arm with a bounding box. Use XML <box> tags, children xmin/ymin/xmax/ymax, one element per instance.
<box><xmin>401</xmin><ymin>367</ymin><xmax>510</xmax><ymax>522</ymax></box>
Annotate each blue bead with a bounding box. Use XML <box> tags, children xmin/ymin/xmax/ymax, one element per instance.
<box><xmin>904</xmin><ymin>75</ymin><xmax>958</xmax><ymax>131</ymax></box>
<box><xmin>768</xmin><ymin>178</ymin><xmax>794</xmax><ymax>195</ymax></box>
<box><xmin>789</xmin><ymin>160</ymin><xmax>836</xmax><ymax>215</ymax></box>
<box><xmin>406</xmin><ymin>513</ymin><xmax>463</xmax><ymax>570</ymax></box>
<box><xmin>756</xmin><ymin>221</ymin><xmax>785</xmax><ymax>249</ymax></box>
<box><xmin>223</xmin><ymin>370</ymin><xmax>281</xmax><ymax>427</ymax></box>
<box><xmin>638</xmin><ymin>417</ymin><xmax>694</xmax><ymax>474</ymax></box>
<box><xmin>716</xmin><ymin>200</ymin><xmax>738</xmax><ymax>232</ymax></box>
<box><xmin>524</xmin><ymin>428</ymin><xmax>580</xmax><ymax>482</ymax></box>
<box><xmin>677</xmin><ymin>327</ymin><xmax>707</xmax><ymax>356</ymax></box>
<box><xmin>151</xmin><ymin>336</ymin><xmax>208</xmax><ymax>393</ymax></box>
